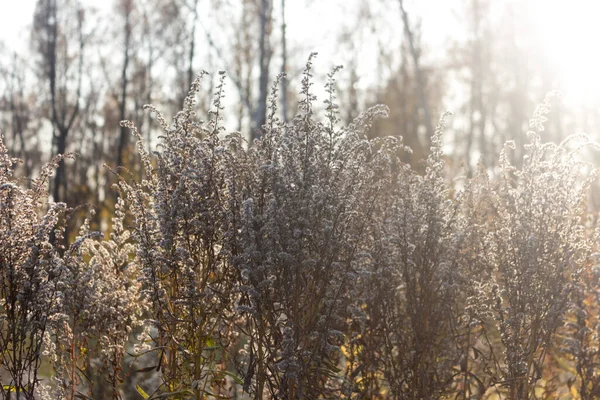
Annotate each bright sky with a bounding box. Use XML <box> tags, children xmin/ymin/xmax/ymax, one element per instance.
<box><xmin>2</xmin><ymin>0</ymin><xmax>600</xmax><ymax>111</ymax></box>
<box><xmin>0</xmin><ymin>1</ymin><xmax>36</xmax><ymax>51</ymax></box>
<box><xmin>529</xmin><ymin>0</ymin><xmax>600</xmax><ymax>108</ymax></box>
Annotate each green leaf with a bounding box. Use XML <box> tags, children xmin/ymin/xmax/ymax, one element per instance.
<box><xmin>136</xmin><ymin>384</ymin><xmax>150</xmax><ymax>399</ymax></box>
<box><xmin>135</xmin><ymin>365</ymin><xmax>159</xmax><ymax>373</ymax></box>
<box><xmin>204</xmin><ymin>337</ymin><xmax>222</xmax><ymax>351</ymax></box>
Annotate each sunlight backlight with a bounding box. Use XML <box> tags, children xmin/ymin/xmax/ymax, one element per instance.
<box><xmin>531</xmin><ymin>0</ymin><xmax>600</xmax><ymax>107</ymax></box>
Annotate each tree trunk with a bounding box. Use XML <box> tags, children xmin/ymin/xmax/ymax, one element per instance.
<box><xmin>280</xmin><ymin>0</ymin><xmax>288</xmax><ymax>122</ymax></box>
<box><xmin>252</xmin><ymin>0</ymin><xmax>272</xmax><ymax>140</ymax></box>
<box><xmin>117</xmin><ymin>0</ymin><xmax>132</xmax><ymax>169</ymax></box>
<box><xmin>398</xmin><ymin>0</ymin><xmax>433</xmax><ymax>143</ymax></box>
<box><xmin>187</xmin><ymin>0</ymin><xmax>199</xmax><ymax>95</ymax></box>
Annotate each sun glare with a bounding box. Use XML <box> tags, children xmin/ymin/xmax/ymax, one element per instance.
<box><xmin>531</xmin><ymin>0</ymin><xmax>600</xmax><ymax>107</ymax></box>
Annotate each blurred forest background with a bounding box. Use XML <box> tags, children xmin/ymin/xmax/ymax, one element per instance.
<box><xmin>0</xmin><ymin>0</ymin><xmax>599</xmax><ymax>229</ymax></box>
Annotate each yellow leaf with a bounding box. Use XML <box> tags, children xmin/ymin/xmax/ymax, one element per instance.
<box><xmin>570</xmin><ymin>384</ymin><xmax>582</xmax><ymax>399</ymax></box>
<box><xmin>135</xmin><ymin>384</ymin><xmax>150</xmax><ymax>399</ymax></box>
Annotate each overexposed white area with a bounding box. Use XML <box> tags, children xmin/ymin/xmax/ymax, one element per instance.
<box><xmin>530</xmin><ymin>0</ymin><xmax>600</xmax><ymax>108</ymax></box>
<box><xmin>1</xmin><ymin>0</ymin><xmax>600</xmax><ymax>121</ymax></box>
<box><xmin>0</xmin><ymin>1</ymin><xmax>36</xmax><ymax>51</ymax></box>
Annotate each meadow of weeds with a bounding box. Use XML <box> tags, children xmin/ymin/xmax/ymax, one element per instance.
<box><xmin>1</xmin><ymin>58</ymin><xmax>600</xmax><ymax>399</ymax></box>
